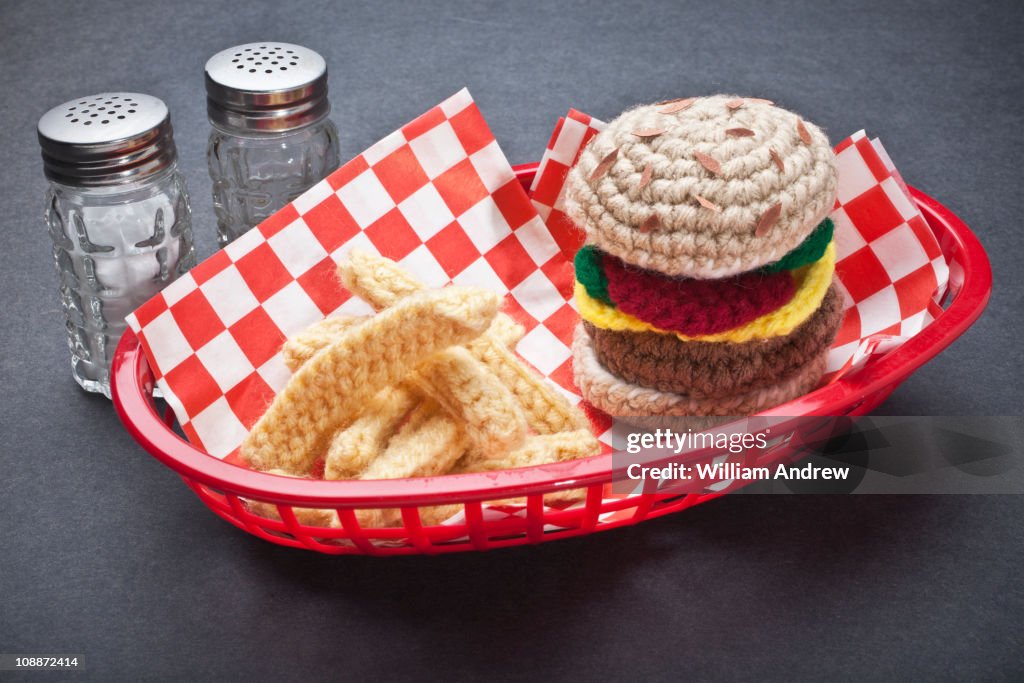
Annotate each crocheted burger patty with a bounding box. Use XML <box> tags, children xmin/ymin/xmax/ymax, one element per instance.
<box><xmin>572</xmin><ymin>324</ymin><xmax>829</xmax><ymax>418</ymax></box>
<box><xmin>582</xmin><ymin>283</ymin><xmax>843</xmax><ymax>399</ymax></box>
<box><xmin>564</xmin><ymin>96</ymin><xmax>838</xmax><ymax>279</ymax></box>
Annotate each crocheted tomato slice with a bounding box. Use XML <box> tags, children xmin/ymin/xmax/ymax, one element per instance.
<box><xmin>602</xmin><ymin>255</ymin><xmax>797</xmax><ymax>336</ymax></box>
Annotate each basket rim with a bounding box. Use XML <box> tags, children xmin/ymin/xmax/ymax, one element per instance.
<box><xmin>111</xmin><ymin>164</ymin><xmax>993</xmax><ymax>507</ymax></box>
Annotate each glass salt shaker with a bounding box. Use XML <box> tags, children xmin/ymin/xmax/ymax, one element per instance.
<box><xmin>37</xmin><ymin>92</ymin><xmax>196</xmax><ymax>398</ymax></box>
<box><xmin>205</xmin><ymin>42</ymin><xmax>340</xmax><ymax>246</ymax></box>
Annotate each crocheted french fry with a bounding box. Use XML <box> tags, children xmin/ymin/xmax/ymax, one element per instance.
<box><xmin>458</xmin><ymin>428</ymin><xmax>600</xmax><ymax>472</ymax></box>
<box><xmin>241</xmin><ymin>286</ymin><xmax>500</xmax><ymax>475</ymax></box>
<box><xmin>282</xmin><ymin>313</ymin><xmax>522</xmax><ymax>385</ymax></box>
<box><xmin>338</xmin><ymin>248</ymin><xmax>525</xmax><ymax>347</ymax></box>
<box><xmin>355</xmin><ymin>504</ymin><xmax>464</xmax><ymax>529</ymax></box>
<box><xmin>281</xmin><ymin>315</ymin><xmax>368</xmax><ymax>372</ymax></box>
<box><xmin>484</xmin><ymin>314</ymin><xmax>525</xmax><ymax>348</ymax></box>
<box><xmin>339</xmin><ymin>249</ymin><xmax>589</xmax><ymax>434</ymax></box>
<box><xmin>244</xmin><ymin>469</ymin><xmax>337</xmax><ymax>527</ymax></box>
<box><xmin>409</xmin><ymin>347</ymin><xmax>526</xmax><ymax>457</ymax></box>
<box><xmin>337</xmin><ymin>248</ymin><xmax>423</xmax><ymax>311</ymax></box>
<box><xmin>455</xmin><ymin>429</ymin><xmax>600</xmax><ymax>508</ymax></box>
<box><xmin>469</xmin><ymin>339</ymin><xmax>591</xmax><ymax>435</ymax></box>
<box><xmin>323</xmin><ymin>385</ymin><xmax>420</xmax><ymax>480</ymax></box>
<box><xmin>354</xmin><ymin>401</ymin><xmax>467</xmax><ymax>528</ymax></box>
<box><xmin>247</xmin><ymin>501</ymin><xmax>337</xmax><ymax>527</ymax></box>
<box><xmin>359</xmin><ymin>401</ymin><xmax>467</xmax><ymax>480</ymax></box>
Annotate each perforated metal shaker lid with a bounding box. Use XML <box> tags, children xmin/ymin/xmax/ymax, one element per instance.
<box><xmin>205</xmin><ymin>42</ymin><xmax>330</xmax><ymax>133</ymax></box>
<box><xmin>37</xmin><ymin>92</ymin><xmax>177</xmax><ymax>187</ymax></box>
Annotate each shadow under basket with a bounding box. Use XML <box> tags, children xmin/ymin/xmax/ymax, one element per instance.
<box><xmin>111</xmin><ymin>164</ymin><xmax>992</xmax><ymax>556</ymax></box>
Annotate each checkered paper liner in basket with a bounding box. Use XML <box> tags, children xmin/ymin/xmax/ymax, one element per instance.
<box><xmin>528</xmin><ymin>110</ymin><xmax>951</xmax><ymax>383</ymax></box>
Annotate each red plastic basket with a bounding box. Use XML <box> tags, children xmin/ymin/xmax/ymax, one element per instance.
<box><xmin>111</xmin><ymin>163</ymin><xmax>991</xmax><ymax>555</ymax></box>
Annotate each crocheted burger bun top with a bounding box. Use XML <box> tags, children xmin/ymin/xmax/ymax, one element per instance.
<box><xmin>564</xmin><ymin>95</ymin><xmax>838</xmax><ymax>279</ymax></box>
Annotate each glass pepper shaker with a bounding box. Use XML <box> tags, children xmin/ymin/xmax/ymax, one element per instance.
<box><xmin>205</xmin><ymin>42</ymin><xmax>341</xmax><ymax>246</ymax></box>
<box><xmin>37</xmin><ymin>92</ymin><xmax>196</xmax><ymax>398</ymax></box>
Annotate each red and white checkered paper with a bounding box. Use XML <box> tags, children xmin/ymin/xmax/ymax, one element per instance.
<box><xmin>529</xmin><ymin>110</ymin><xmax>606</xmax><ymax>259</ymax></box>
<box><xmin>529</xmin><ymin>112</ymin><xmax>950</xmax><ymax>382</ymax></box>
<box><xmin>126</xmin><ymin>89</ymin><xmax>585</xmax><ymax>459</ymax></box>
<box><xmin>828</xmin><ymin>131</ymin><xmax>950</xmax><ymax>376</ymax></box>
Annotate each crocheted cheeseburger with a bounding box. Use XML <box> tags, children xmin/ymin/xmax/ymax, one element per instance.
<box><xmin>566</xmin><ymin>95</ymin><xmax>843</xmax><ymax>418</ymax></box>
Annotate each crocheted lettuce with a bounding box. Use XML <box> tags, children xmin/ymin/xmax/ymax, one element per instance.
<box><xmin>758</xmin><ymin>218</ymin><xmax>834</xmax><ymax>274</ymax></box>
<box><xmin>574</xmin><ymin>245</ymin><xmax>614</xmax><ymax>307</ymax></box>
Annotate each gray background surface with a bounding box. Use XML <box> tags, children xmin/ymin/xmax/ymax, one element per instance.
<box><xmin>1</xmin><ymin>0</ymin><xmax>1022</xmax><ymax>680</ymax></box>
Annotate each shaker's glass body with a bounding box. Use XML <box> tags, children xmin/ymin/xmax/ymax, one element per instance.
<box><xmin>45</xmin><ymin>167</ymin><xmax>195</xmax><ymax>397</ymax></box>
<box><xmin>207</xmin><ymin>118</ymin><xmax>339</xmax><ymax>246</ymax></box>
